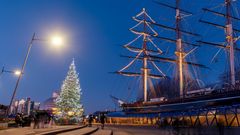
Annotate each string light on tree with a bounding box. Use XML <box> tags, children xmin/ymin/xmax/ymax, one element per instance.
<box><xmin>55</xmin><ymin>59</ymin><xmax>84</xmax><ymax>121</ymax></box>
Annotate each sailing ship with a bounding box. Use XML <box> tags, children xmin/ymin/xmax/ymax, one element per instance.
<box><xmin>113</xmin><ymin>0</ymin><xmax>240</xmax><ymax>114</ymax></box>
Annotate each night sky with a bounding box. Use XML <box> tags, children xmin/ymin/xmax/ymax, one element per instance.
<box><xmin>0</xmin><ymin>0</ymin><xmax>239</xmax><ymax>114</ymax></box>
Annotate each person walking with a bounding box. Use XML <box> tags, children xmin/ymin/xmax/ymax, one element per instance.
<box><xmin>88</xmin><ymin>114</ymin><xmax>93</xmax><ymax>127</ymax></box>
<box><xmin>15</xmin><ymin>113</ymin><xmax>21</xmax><ymax>127</ymax></box>
<box><xmin>33</xmin><ymin>112</ymin><xmax>40</xmax><ymax>129</ymax></box>
<box><xmin>100</xmin><ymin>113</ymin><xmax>106</xmax><ymax>129</ymax></box>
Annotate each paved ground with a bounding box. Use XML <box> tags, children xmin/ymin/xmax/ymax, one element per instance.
<box><xmin>104</xmin><ymin>125</ymin><xmax>163</xmax><ymax>135</ymax></box>
<box><xmin>104</xmin><ymin>125</ymin><xmax>240</xmax><ymax>135</ymax></box>
<box><xmin>0</xmin><ymin>125</ymin><xmax>112</xmax><ymax>135</ymax></box>
<box><xmin>56</xmin><ymin>126</ymin><xmax>113</xmax><ymax>135</ymax></box>
<box><xmin>0</xmin><ymin>125</ymin><xmax>82</xmax><ymax>135</ymax></box>
<box><xmin>1</xmin><ymin>124</ymin><xmax>240</xmax><ymax>135</ymax></box>
<box><xmin>58</xmin><ymin>127</ymin><xmax>98</xmax><ymax>135</ymax></box>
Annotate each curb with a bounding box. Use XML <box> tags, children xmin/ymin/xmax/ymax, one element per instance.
<box><xmin>82</xmin><ymin>127</ymin><xmax>99</xmax><ymax>135</ymax></box>
<box><xmin>40</xmin><ymin>125</ymin><xmax>87</xmax><ymax>135</ymax></box>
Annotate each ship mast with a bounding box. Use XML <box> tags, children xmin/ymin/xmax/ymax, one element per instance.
<box><xmin>197</xmin><ymin>0</ymin><xmax>240</xmax><ymax>88</ymax></box>
<box><xmin>175</xmin><ymin>0</ymin><xmax>185</xmax><ymax>98</ymax></box>
<box><xmin>116</xmin><ymin>5</ymin><xmax>208</xmax><ymax>102</ymax></box>
<box><xmin>225</xmin><ymin>0</ymin><xmax>235</xmax><ymax>87</ymax></box>
<box><xmin>154</xmin><ymin>0</ymin><xmax>209</xmax><ymax>98</ymax></box>
<box><xmin>116</xmin><ymin>8</ymin><xmax>165</xmax><ymax>102</ymax></box>
<box><xmin>142</xmin><ymin>10</ymin><xmax>148</xmax><ymax>102</ymax></box>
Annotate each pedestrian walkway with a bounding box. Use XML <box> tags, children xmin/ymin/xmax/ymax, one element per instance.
<box><xmin>58</xmin><ymin>127</ymin><xmax>98</xmax><ymax>135</ymax></box>
<box><xmin>111</xmin><ymin>131</ymin><xmax>129</xmax><ymax>135</ymax></box>
<box><xmin>91</xmin><ymin>129</ymin><xmax>113</xmax><ymax>135</ymax></box>
<box><xmin>0</xmin><ymin>125</ymin><xmax>82</xmax><ymax>135</ymax></box>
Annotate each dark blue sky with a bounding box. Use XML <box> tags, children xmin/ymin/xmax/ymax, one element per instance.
<box><xmin>0</xmin><ymin>0</ymin><xmax>239</xmax><ymax>113</ymax></box>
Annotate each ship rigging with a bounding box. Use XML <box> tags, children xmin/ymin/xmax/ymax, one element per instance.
<box><xmin>112</xmin><ymin>0</ymin><xmax>240</xmax><ymax>111</ymax></box>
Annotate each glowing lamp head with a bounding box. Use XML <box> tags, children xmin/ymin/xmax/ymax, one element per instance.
<box><xmin>14</xmin><ymin>70</ymin><xmax>21</xmax><ymax>76</ymax></box>
<box><xmin>51</xmin><ymin>36</ymin><xmax>63</xmax><ymax>47</ymax></box>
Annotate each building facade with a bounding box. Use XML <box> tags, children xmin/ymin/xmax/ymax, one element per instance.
<box><xmin>10</xmin><ymin>97</ymin><xmax>40</xmax><ymax>115</ymax></box>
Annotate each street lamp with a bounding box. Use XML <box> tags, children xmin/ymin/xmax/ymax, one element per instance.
<box><xmin>14</xmin><ymin>70</ymin><xmax>21</xmax><ymax>76</ymax></box>
<box><xmin>51</xmin><ymin>36</ymin><xmax>63</xmax><ymax>47</ymax></box>
<box><xmin>6</xmin><ymin>33</ymin><xmax>63</xmax><ymax>116</ymax></box>
<box><xmin>0</xmin><ymin>67</ymin><xmax>22</xmax><ymax>76</ymax></box>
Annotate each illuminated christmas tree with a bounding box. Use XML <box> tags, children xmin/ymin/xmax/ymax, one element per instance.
<box><xmin>56</xmin><ymin>59</ymin><xmax>84</xmax><ymax>121</ymax></box>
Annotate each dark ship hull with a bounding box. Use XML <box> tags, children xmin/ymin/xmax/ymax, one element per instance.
<box><xmin>121</xmin><ymin>89</ymin><xmax>240</xmax><ymax>114</ymax></box>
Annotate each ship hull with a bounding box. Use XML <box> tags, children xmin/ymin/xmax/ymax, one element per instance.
<box><xmin>122</xmin><ymin>90</ymin><xmax>240</xmax><ymax>114</ymax></box>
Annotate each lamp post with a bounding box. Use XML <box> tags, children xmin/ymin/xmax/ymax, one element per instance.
<box><xmin>1</xmin><ymin>67</ymin><xmax>21</xmax><ymax>76</ymax></box>
<box><xmin>6</xmin><ymin>33</ymin><xmax>63</xmax><ymax>116</ymax></box>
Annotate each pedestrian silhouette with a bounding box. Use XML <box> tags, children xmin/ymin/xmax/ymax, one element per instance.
<box><xmin>88</xmin><ymin>114</ymin><xmax>93</xmax><ymax>127</ymax></box>
<box><xmin>100</xmin><ymin>113</ymin><xmax>106</xmax><ymax>129</ymax></box>
<box><xmin>33</xmin><ymin>112</ymin><xmax>40</xmax><ymax>129</ymax></box>
<box><xmin>15</xmin><ymin>113</ymin><xmax>22</xmax><ymax>127</ymax></box>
